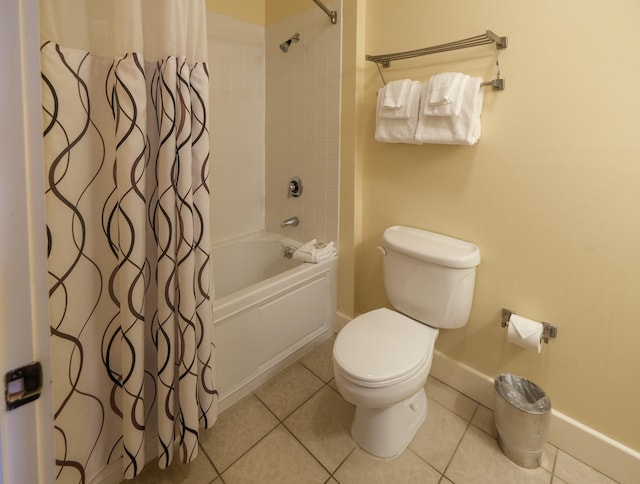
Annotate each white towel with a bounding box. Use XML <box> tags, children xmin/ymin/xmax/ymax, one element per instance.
<box><xmin>382</xmin><ymin>79</ymin><xmax>412</xmax><ymax>110</ymax></box>
<box><xmin>293</xmin><ymin>239</ymin><xmax>337</xmax><ymax>263</ymax></box>
<box><xmin>424</xmin><ymin>73</ymin><xmax>469</xmax><ymax>117</ymax></box>
<box><xmin>415</xmin><ymin>77</ymin><xmax>484</xmax><ymax>145</ymax></box>
<box><xmin>375</xmin><ymin>80</ymin><xmax>422</xmax><ymax>143</ymax></box>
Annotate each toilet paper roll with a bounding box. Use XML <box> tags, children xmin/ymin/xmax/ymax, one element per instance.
<box><xmin>507</xmin><ymin>314</ymin><xmax>543</xmax><ymax>353</ymax></box>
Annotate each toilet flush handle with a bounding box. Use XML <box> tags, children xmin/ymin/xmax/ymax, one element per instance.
<box><xmin>376</xmin><ymin>246</ymin><xmax>387</xmax><ymax>256</ymax></box>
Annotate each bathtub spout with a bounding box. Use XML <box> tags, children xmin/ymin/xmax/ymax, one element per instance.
<box><xmin>281</xmin><ymin>216</ymin><xmax>299</xmax><ymax>227</ymax></box>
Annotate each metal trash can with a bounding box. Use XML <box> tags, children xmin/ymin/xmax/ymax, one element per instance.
<box><xmin>494</xmin><ymin>374</ymin><xmax>551</xmax><ymax>468</ymax></box>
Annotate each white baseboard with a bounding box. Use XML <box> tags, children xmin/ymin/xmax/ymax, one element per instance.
<box><xmin>431</xmin><ymin>350</ymin><xmax>640</xmax><ymax>484</ymax></box>
<box><xmin>333</xmin><ymin>310</ymin><xmax>351</xmax><ymax>333</ymax></box>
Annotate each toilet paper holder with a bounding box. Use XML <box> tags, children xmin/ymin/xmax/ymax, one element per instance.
<box><xmin>501</xmin><ymin>308</ymin><xmax>558</xmax><ymax>344</ymax></box>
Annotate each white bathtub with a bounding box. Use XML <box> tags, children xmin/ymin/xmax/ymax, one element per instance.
<box><xmin>212</xmin><ymin>232</ymin><xmax>337</xmax><ymax>409</ymax></box>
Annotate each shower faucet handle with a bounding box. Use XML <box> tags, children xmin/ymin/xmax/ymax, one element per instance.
<box><xmin>288</xmin><ymin>176</ymin><xmax>303</xmax><ymax>198</ymax></box>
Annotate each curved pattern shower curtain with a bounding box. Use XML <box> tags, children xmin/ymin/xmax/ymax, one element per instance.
<box><xmin>40</xmin><ymin>1</ymin><xmax>217</xmax><ymax>481</ymax></box>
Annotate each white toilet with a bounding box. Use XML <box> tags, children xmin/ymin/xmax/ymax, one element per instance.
<box><xmin>333</xmin><ymin>225</ymin><xmax>481</xmax><ymax>458</ymax></box>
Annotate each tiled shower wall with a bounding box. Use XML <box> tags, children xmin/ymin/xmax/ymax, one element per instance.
<box><xmin>207</xmin><ymin>3</ymin><xmax>341</xmax><ymax>246</ymax></box>
<box><xmin>265</xmin><ymin>2</ymin><xmax>341</xmax><ymax>246</ymax></box>
<box><xmin>207</xmin><ymin>12</ymin><xmax>266</xmax><ymax>244</ymax></box>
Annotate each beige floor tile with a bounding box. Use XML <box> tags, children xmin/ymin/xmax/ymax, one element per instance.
<box><xmin>445</xmin><ymin>426</ymin><xmax>551</xmax><ymax>484</ymax></box>
<box><xmin>554</xmin><ymin>451</ymin><xmax>617</xmax><ymax>484</ymax></box>
<box><xmin>426</xmin><ymin>376</ymin><xmax>478</xmax><ymax>421</ymax></box>
<box><xmin>328</xmin><ymin>379</ymin><xmax>338</xmax><ymax>392</ymax></box>
<box><xmin>408</xmin><ymin>398</ymin><xmax>468</xmax><ymax>472</ymax></box>
<box><xmin>471</xmin><ymin>405</ymin><xmax>497</xmax><ymax>437</ymax></box>
<box><xmin>552</xmin><ymin>477</ymin><xmax>569</xmax><ymax>484</ymax></box>
<box><xmin>285</xmin><ymin>386</ymin><xmax>356</xmax><ymax>472</ymax></box>
<box><xmin>255</xmin><ymin>362</ymin><xmax>324</xmax><ymax>420</ymax></box>
<box><xmin>199</xmin><ymin>393</ymin><xmax>278</xmax><ymax>472</ymax></box>
<box><xmin>221</xmin><ymin>425</ymin><xmax>329</xmax><ymax>484</ymax></box>
<box><xmin>540</xmin><ymin>442</ymin><xmax>558</xmax><ymax>473</ymax></box>
<box><xmin>334</xmin><ymin>448</ymin><xmax>441</xmax><ymax>484</ymax></box>
<box><xmin>300</xmin><ymin>335</ymin><xmax>336</xmax><ymax>382</ymax></box>
<box><xmin>129</xmin><ymin>452</ymin><xmax>217</xmax><ymax>484</ymax></box>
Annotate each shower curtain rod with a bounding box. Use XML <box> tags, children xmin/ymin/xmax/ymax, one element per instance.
<box><xmin>312</xmin><ymin>0</ymin><xmax>337</xmax><ymax>24</ymax></box>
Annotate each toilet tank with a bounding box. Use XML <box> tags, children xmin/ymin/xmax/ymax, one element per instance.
<box><xmin>382</xmin><ymin>226</ymin><xmax>481</xmax><ymax>329</ymax></box>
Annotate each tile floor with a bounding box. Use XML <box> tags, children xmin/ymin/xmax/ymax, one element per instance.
<box><xmin>130</xmin><ymin>336</ymin><xmax>619</xmax><ymax>484</ymax></box>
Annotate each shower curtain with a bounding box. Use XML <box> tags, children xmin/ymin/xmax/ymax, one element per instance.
<box><xmin>40</xmin><ymin>1</ymin><xmax>217</xmax><ymax>481</ymax></box>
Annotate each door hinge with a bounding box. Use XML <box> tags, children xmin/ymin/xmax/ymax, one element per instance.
<box><xmin>5</xmin><ymin>362</ymin><xmax>42</xmax><ymax>410</ymax></box>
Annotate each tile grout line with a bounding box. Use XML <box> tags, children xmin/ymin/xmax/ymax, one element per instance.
<box><xmin>219</xmin><ymin>353</ymin><xmax>333</xmax><ymax>479</ymax></box>
<box><xmin>254</xmin><ymin>368</ymin><xmax>328</xmax><ymax>423</ymax></box>
<box><xmin>281</xmin><ymin>416</ymin><xmax>335</xmax><ymax>478</ymax></box>
<box><xmin>552</xmin><ymin>448</ymin><xmax>621</xmax><ymax>484</ymax></box>
<box><xmin>254</xmin><ymin>366</ymin><xmax>352</xmax><ymax>482</ymax></box>
<box><xmin>252</xmin><ymin>380</ymin><xmax>336</xmax><ymax>474</ymax></box>
<box><xmin>549</xmin><ymin>444</ymin><xmax>559</xmax><ymax>482</ymax></box>
<box><xmin>440</xmin><ymin>404</ymin><xmax>479</xmax><ymax>481</ymax></box>
<box><xmin>405</xmin><ymin>446</ymin><xmax>444</xmax><ymax>482</ymax></box>
<box><xmin>330</xmin><ymin>446</ymin><xmax>358</xmax><ymax>484</ymax></box>
<box><xmin>214</xmin><ymin>423</ymin><xmax>279</xmax><ymax>478</ymax></box>
<box><xmin>210</xmin><ymin>394</ymin><xmax>282</xmax><ymax>478</ymax></box>
<box><xmin>197</xmin><ymin>443</ymin><xmax>224</xmax><ymax>483</ymax></box>
<box><xmin>297</xmin><ymin>338</ymin><xmax>353</xmax><ymax>483</ymax></box>
<box><xmin>298</xmin><ymin>336</ymin><xmax>336</xmax><ymax>384</ymax></box>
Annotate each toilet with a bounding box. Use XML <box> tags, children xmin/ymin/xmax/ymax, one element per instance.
<box><xmin>333</xmin><ymin>225</ymin><xmax>481</xmax><ymax>458</ymax></box>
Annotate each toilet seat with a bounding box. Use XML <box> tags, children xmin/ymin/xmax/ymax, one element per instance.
<box><xmin>334</xmin><ymin>308</ymin><xmax>438</xmax><ymax>388</ymax></box>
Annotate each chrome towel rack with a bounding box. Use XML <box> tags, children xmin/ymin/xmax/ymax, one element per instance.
<box><xmin>366</xmin><ymin>30</ymin><xmax>508</xmax><ymax>90</ymax></box>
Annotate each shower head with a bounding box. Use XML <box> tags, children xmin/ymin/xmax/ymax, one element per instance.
<box><xmin>279</xmin><ymin>33</ymin><xmax>300</xmax><ymax>53</ymax></box>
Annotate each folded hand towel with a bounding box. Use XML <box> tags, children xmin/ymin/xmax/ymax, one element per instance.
<box><xmin>382</xmin><ymin>79</ymin><xmax>412</xmax><ymax>108</ymax></box>
<box><xmin>375</xmin><ymin>80</ymin><xmax>422</xmax><ymax>143</ymax></box>
<box><xmin>293</xmin><ymin>239</ymin><xmax>337</xmax><ymax>263</ymax></box>
<box><xmin>424</xmin><ymin>73</ymin><xmax>469</xmax><ymax>117</ymax></box>
<box><xmin>415</xmin><ymin>77</ymin><xmax>484</xmax><ymax>145</ymax></box>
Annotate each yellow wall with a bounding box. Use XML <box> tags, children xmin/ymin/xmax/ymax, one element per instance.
<box><xmin>265</xmin><ymin>0</ymin><xmax>314</xmax><ymax>26</ymax></box>
<box><xmin>205</xmin><ymin>0</ymin><xmax>265</xmax><ymax>25</ymax></box>
<box><xmin>204</xmin><ymin>0</ymin><xmax>318</xmax><ymax>26</ymax></box>
<box><xmin>340</xmin><ymin>0</ymin><xmax>640</xmax><ymax>451</ymax></box>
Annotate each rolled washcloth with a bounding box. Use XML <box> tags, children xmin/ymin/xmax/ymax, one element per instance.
<box><xmin>414</xmin><ymin>76</ymin><xmax>484</xmax><ymax>145</ymax></box>
<box><xmin>424</xmin><ymin>72</ymin><xmax>469</xmax><ymax>117</ymax></box>
<box><xmin>375</xmin><ymin>80</ymin><xmax>422</xmax><ymax>143</ymax></box>
<box><xmin>293</xmin><ymin>239</ymin><xmax>337</xmax><ymax>263</ymax></box>
<box><xmin>381</xmin><ymin>79</ymin><xmax>413</xmax><ymax>113</ymax></box>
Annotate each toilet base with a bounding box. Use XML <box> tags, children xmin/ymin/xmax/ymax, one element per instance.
<box><xmin>351</xmin><ymin>388</ymin><xmax>427</xmax><ymax>459</ymax></box>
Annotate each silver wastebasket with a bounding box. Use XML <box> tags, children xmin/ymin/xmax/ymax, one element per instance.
<box><xmin>494</xmin><ymin>374</ymin><xmax>551</xmax><ymax>468</ymax></box>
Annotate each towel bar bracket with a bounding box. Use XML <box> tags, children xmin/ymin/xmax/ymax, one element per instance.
<box><xmin>481</xmin><ymin>78</ymin><xmax>505</xmax><ymax>91</ymax></box>
<box><xmin>485</xmin><ymin>30</ymin><xmax>508</xmax><ymax>50</ymax></box>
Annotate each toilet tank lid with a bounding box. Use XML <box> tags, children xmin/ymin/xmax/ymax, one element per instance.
<box><xmin>383</xmin><ymin>226</ymin><xmax>481</xmax><ymax>268</ymax></box>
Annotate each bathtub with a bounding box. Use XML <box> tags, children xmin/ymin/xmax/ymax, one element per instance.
<box><xmin>212</xmin><ymin>232</ymin><xmax>337</xmax><ymax>409</ymax></box>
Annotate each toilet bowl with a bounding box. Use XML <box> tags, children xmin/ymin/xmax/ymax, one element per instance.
<box><xmin>333</xmin><ymin>226</ymin><xmax>480</xmax><ymax>459</ymax></box>
<box><xmin>333</xmin><ymin>308</ymin><xmax>438</xmax><ymax>457</ymax></box>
